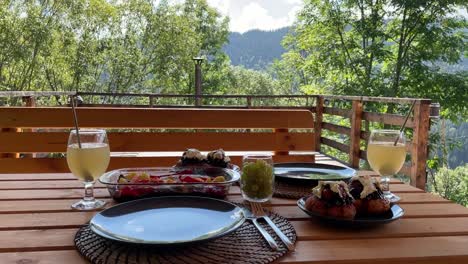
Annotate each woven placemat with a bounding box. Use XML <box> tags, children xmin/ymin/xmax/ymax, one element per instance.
<box><xmin>75</xmin><ymin>204</ymin><xmax>296</xmax><ymax>264</ymax></box>
<box><xmin>273</xmin><ymin>180</ymin><xmax>314</xmax><ymax>199</ymax></box>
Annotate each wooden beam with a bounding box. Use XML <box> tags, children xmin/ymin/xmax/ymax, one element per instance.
<box><xmin>0</xmin><ymin>132</ymin><xmax>316</xmax><ymax>153</ymax></box>
<box><xmin>349</xmin><ymin>100</ymin><xmax>363</xmax><ymax>168</ymax></box>
<box><xmin>321</xmin><ymin>95</ymin><xmax>431</xmax><ymax>104</ymax></box>
<box><xmin>0</xmin><ymin>155</ymin><xmax>316</xmax><ymax>173</ymax></box>
<box><xmin>411</xmin><ymin>101</ymin><xmax>431</xmax><ymax>189</ymax></box>
<box><xmin>0</xmin><ymin>107</ymin><xmax>315</xmax><ymax>129</ymax></box>
<box><xmin>314</xmin><ymin>96</ymin><xmax>324</xmax><ymax>151</ymax></box>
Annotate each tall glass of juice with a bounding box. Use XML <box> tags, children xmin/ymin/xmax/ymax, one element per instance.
<box><xmin>67</xmin><ymin>129</ymin><xmax>110</xmax><ymax>210</ymax></box>
<box><xmin>367</xmin><ymin>129</ymin><xmax>406</xmax><ymax>203</ymax></box>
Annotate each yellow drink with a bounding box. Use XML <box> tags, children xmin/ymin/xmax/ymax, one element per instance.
<box><xmin>67</xmin><ymin>143</ymin><xmax>110</xmax><ymax>182</ymax></box>
<box><xmin>367</xmin><ymin>143</ymin><xmax>406</xmax><ymax>175</ymax></box>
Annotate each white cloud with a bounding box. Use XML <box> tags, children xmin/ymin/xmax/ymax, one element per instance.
<box><xmin>207</xmin><ymin>0</ymin><xmax>304</xmax><ymax>33</ymax></box>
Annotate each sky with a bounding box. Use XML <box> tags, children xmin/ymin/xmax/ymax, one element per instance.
<box><xmin>206</xmin><ymin>0</ymin><xmax>304</xmax><ymax>33</ymax></box>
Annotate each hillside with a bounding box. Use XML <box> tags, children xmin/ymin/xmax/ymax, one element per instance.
<box><xmin>223</xmin><ymin>27</ymin><xmax>289</xmax><ymax>70</ymax></box>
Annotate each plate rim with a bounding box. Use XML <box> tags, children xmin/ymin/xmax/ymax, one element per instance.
<box><xmin>274</xmin><ymin>162</ymin><xmax>356</xmax><ymax>181</ymax></box>
<box><xmin>297</xmin><ymin>196</ymin><xmax>404</xmax><ymax>224</ymax></box>
<box><xmin>89</xmin><ymin>196</ymin><xmax>246</xmax><ymax>245</ymax></box>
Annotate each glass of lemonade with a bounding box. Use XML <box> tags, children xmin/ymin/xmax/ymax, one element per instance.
<box><xmin>67</xmin><ymin>129</ymin><xmax>110</xmax><ymax>210</ymax></box>
<box><xmin>367</xmin><ymin>130</ymin><xmax>406</xmax><ymax>203</ymax></box>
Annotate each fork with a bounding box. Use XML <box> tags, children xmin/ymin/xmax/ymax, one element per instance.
<box><xmin>251</xmin><ymin>202</ymin><xmax>295</xmax><ymax>251</ymax></box>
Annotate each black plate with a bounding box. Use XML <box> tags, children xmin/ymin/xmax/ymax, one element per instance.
<box><xmin>274</xmin><ymin>163</ymin><xmax>356</xmax><ymax>182</ymax></box>
<box><xmin>297</xmin><ymin>197</ymin><xmax>404</xmax><ymax>226</ymax></box>
<box><xmin>90</xmin><ymin>196</ymin><xmax>245</xmax><ymax>245</ymax></box>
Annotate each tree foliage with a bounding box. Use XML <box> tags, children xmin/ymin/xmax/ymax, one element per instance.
<box><xmin>276</xmin><ymin>0</ymin><xmax>467</xmax><ymax>120</ymax></box>
<box><xmin>0</xmin><ymin>0</ymin><xmax>231</xmax><ymax>98</ymax></box>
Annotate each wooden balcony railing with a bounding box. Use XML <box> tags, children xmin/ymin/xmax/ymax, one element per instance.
<box><xmin>0</xmin><ymin>91</ymin><xmax>436</xmax><ymax>189</ymax></box>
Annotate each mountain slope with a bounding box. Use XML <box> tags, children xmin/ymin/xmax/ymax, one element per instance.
<box><xmin>223</xmin><ymin>27</ymin><xmax>289</xmax><ymax>70</ymax></box>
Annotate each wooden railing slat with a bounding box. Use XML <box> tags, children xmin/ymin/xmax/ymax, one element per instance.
<box><xmin>321</xmin><ymin>122</ymin><xmax>350</xmax><ymax>135</ymax></box>
<box><xmin>323</xmin><ymin>107</ymin><xmax>351</xmax><ymax>118</ymax></box>
<box><xmin>362</xmin><ymin>111</ymin><xmax>414</xmax><ymax>128</ymax></box>
<box><xmin>320</xmin><ymin>137</ymin><xmax>350</xmax><ymax>153</ymax></box>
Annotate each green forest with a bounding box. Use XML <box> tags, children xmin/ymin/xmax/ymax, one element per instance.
<box><xmin>0</xmin><ymin>1</ymin><xmax>467</xmax><ymax>203</ymax></box>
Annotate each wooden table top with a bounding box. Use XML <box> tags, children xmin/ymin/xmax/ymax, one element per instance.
<box><xmin>1</xmin><ymin>170</ymin><xmax>468</xmax><ymax>264</ymax></box>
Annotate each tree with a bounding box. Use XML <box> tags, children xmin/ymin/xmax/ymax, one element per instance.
<box><xmin>276</xmin><ymin>0</ymin><xmax>467</xmax><ymax>120</ymax></box>
<box><xmin>0</xmin><ymin>0</ymin><xmax>230</xmax><ymax>101</ymax></box>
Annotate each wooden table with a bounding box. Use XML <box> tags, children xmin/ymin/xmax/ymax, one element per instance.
<box><xmin>1</xmin><ymin>171</ymin><xmax>468</xmax><ymax>264</ymax></box>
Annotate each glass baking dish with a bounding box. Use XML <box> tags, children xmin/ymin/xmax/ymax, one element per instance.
<box><xmin>99</xmin><ymin>167</ymin><xmax>240</xmax><ymax>202</ymax></box>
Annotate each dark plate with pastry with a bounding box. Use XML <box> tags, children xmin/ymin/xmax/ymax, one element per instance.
<box><xmin>297</xmin><ymin>179</ymin><xmax>404</xmax><ymax>226</ymax></box>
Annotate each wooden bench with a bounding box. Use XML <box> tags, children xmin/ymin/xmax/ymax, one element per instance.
<box><xmin>0</xmin><ymin>107</ymin><xmax>315</xmax><ymax>173</ymax></box>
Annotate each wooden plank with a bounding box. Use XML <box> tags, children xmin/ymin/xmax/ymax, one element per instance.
<box><xmin>314</xmin><ymin>96</ymin><xmax>324</xmax><ymax>152</ymax></box>
<box><xmin>0</xmin><ymin>132</ymin><xmax>315</xmax><ymax>153</ymax></box>
<box><xmin>0</xmin><ymin>173</ymin><xmax>76</xmax><ymax>181</ymax></box>
<box><xmin>320</xmin><ymin>137</ymin><xmax>349</xmax><ymax>153</ymax></box>
<box><xmin>0</xmin><ymin>128</ymin><xmax>20</xmax><ymax>158</ymax></box>
<box><xmin>0</xmin><ymin>154</ymin><xmax>315</xmax><ymax>173</ymax></box>
<box><xmin>228</xmin><ymin>192</ymin><xmax>449</xmax><ymax>206</ymax></box>
<box><xmin>0</xmin><ymin>229</ymin><xmax>77</xmax><ymax>252</ymax></box>
<box><xmin>268</xmin><ymin>203</ymin><xmax>468</xmax><ymax>220</ymax></box>
<box><xmin>0</xmin><ymin>184</ymin><xmax>419</xmax><ymax>201</ymax></box>
<box><xmin>280</xmin><ymin>236</ymin><xmax>468</xmax><ymax>263</ymax></box>
<box><xmin>0</xmin><ymin>107</ymin><xmax>314</xmax><ymax>129</ymax></box>
<box><xmin>0</xmin><ymin>192</ymin><xmax>444</xmax><ymax>214</ymax></box>
<box><xmin>0</xmin><ymin>242</ymin><xmax>465</xmax><ymax>264</ymax></box>
<box><xmin>321</xmin><ymin>122</ymin><xmax>350</xmax><ymax>135</ymax></box>
<box><xmin>2</xmin><ymin>202</ymin><xmax>467</xmax><ymax>231</ymax></box>
<box><xmin>411</xmin><ymin>102</ymin><xmax>431</xmax><ymax>190</ymax></box>
<box><xmin>2</xmin><ymin>217</ymin><xmax>468</xmax><ymax>253</ymax></box>
<box><xmin>0</xmin><ymin>189</ymin><xmax>110</xmax><ymax>200</ymax></box>
<box><xmin>349</xmin><ymin>101</ymin><xmax>363</xmax><ymax>168</ymax></box>
<box><xmin>292</xmin><ymin>217</ymin><xmax>468</xmax><ymax>240</ymax></box>
<box><xmin>362</xmin><ymin>111</ymin><xmax>414</xmax><ymax>128</ymax></box>
<box><xmin>323</xmin><ymin>107</ymin><xmax>351</xmax><ymax>118</ymax></box>
<box><xmin>0</xmin><ymin>180</ymin><xmax>106</xmax><ymax>190</ymax></box>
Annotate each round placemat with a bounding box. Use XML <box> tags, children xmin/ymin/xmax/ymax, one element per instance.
<box><xmin>274</xmin><ymin>180</ymin><xmax>314</xmax><ymax>199</ymax></box>
<box><xmin>75</xmin><ymin>204</ymin><xmax>296</xmax><ymax>264</ymax></box>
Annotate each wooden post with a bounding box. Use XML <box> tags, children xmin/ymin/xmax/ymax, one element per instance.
<box><xmin>314</xmin><ymin>96</ymin><xmax>324</xmax><ymax>152</ymax></box>
<box><xmin>349</xmin><ymin>100</ymin><xmax>363</xmax><ymax>168</ymax></box>
<box><xmin>0</xmin><ymin>128</ymin><xmax>20</xmax><ymax>158</ymax></box>
<box><xmin>274</xmin><ymin>128</ymin><xmax>289</xmax><ymax>156</ymax></box>
<box><xmin>22</xmin><ymin>96</ymin><xmax>37</xmax><ymax>158</ymax></box>
<box><xmin>411</xmin><ymin>101</ymin><xmax>431</xmax><ymax>189</ymax></box>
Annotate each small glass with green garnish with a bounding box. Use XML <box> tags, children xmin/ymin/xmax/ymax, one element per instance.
<box><xmin>241</xmin><ymin>155</ymin><xmax>275</xmax><ymax>202</ymax></box>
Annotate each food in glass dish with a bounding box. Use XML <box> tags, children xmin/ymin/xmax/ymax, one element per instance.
<box><xmin>348</xmin><ymin>175</ymin><xmax>391</xmax><ymax>215</ymax></box>
<box><xmin>100</xmin><ymin>167</ymin><xmax>239</xmax><ymax>202</ymax></box>
<box><xmin>304</xmin><ymin>181</ymin><xmax>356</xmax><ymax>219</ymax></box>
